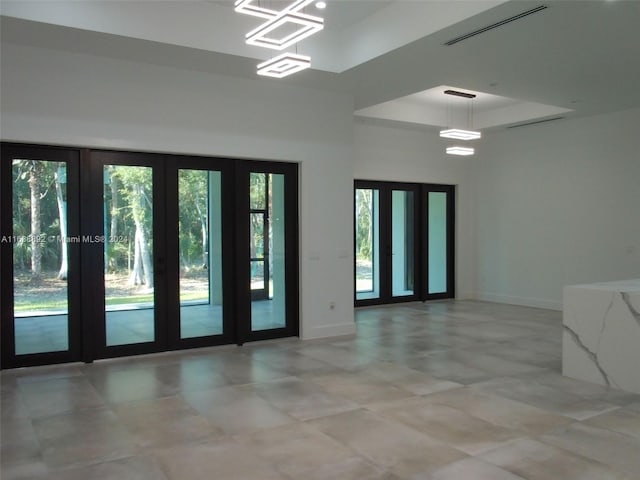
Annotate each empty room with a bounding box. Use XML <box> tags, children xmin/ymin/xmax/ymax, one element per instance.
<box><xmin>1</xmin><ymin>1</ymin><xmax>639</xmax><ymax>479</ymax></box>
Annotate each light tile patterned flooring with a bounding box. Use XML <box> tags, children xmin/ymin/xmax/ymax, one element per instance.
<box><xmin>2</xmin><ymin>300</ymin><xmax>640</xmax><ymax>479</ymax></box>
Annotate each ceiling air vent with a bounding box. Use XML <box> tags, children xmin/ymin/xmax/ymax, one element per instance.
<box><xmin>444</xmin><ymin>5</ymin><xmax>548</xmax><ymax>46</ymax></box>
<box><xmin>507</xmin><ymin>117</ymin><xmax>564</xmax><ymax>129</ymax></box>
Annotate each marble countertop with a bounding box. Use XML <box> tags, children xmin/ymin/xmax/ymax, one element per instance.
<box><xmin>563</xmin><ymin>278</ymin><xmax>640</xmax><ymax>394</ymax></box>
<box><xmin>566</xmin><ymin>279</ymin><xmax>640</xmax><ymax>292</ymax></box>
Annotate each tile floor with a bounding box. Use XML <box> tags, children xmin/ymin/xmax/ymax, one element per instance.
<box><xmin>2</xmin><ymin>300</ymin><xmax>640</xmax><ymax>479</ymax></box>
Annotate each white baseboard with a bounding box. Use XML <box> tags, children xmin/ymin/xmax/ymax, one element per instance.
<box><xmin>456</xmin><ymin>291</ymin><xmax>476</xmax><ymax>300</ymax></box>
<box><xmin>474</xmin><ymin>292</ymin><xmax>562</xmax><ymax>311</ymax></box>
<box><xmin>301</xmin><ymin>322</ymin><xmax>357</xmax><ymax>340</ymax></box>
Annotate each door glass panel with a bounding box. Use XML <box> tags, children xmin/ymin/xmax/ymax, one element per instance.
<box><xmin>251</xmin><ymin>173</ymin><xmax>285</xmax><ymax>331</ymax></box>
<box><xmin>178</xmin><ymin>170</ymin><xmax>223</xmax><ymax>339</ymax></box>
<box><xmin>250</xmin><ymin>174</ymin><xmax>269</xmax><ymax>300</ymax></box>
<box><xmin>428</xmin><ymin>191</ymin><xmax>448</xmax><ymax>294</ymax></box>
<box><xmin>250</xmin><ymin>260</ymin><xmax>265</xmax><ymax>290</ymax></box>
<box><xmin>250</xmin><ymin>173</ymin><xmax>266</xmax><ymax>210</ymax></box>
<box><xmin>12</xmin><ymin>159</ymin><xmax>69</xmax><ymax>355</ymax></box>
<box><xmin>250</xmin><ymin>212</ymin><xmax>267</xmax><ymax>294</ymax></box>
<box><xmin>392</xmin><ymin>190</ymin><xmax>414</xmax><ymax>297</ymax></box>
<box><xmin>104</xmin><ymin>165</ymin><xmax>155</xmax><ymax>346</ymax></box>
<box><xmin>355</xmin><ymin>188</ymin><xmax>380</xmax><ymax>300</ymax></box>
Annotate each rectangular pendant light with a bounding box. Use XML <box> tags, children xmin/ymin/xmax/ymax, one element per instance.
<box><xmin>440</xmin><ymin>129</ymin><xmax>482</xmax><ymax>140</ymax></box>
<box><xmin>235</xmin><ymin>0</ymin><xmax>317</xmax><ymax>18</ymax></box>
<box><xmin>446</xmin><ymin>146</ymin><xmax>475</xmax><ymax>156</ymax></box>
<box><xmin>246</xmin><ymin>11</ymin><xmax>324</xmax><ymax>51</ymax></box>
<box><xmin>234</xmin><ymin>0</ymin><xmax>278</xmax><ymax>19</ymax></box>
<box><xmin>236</xmin><ymin>0</ymin><xmax>323</xmax><ymax>79</ymax></box>
<box><xmin>257</xmin><ymin>53</ymin><xmax>310</xmax><ymax>78</ymax></box>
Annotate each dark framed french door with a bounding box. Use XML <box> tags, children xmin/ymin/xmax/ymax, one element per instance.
<box><xmin>164</xmin><ymin>155</ymin><xmax>235</xmax><ymax>350</ymax></box>
<box><xmin>83</xmin><ymin>151</ymin><xmax>169</xmax><ymax>359</ymax></box>
<box><xmin>1</xmin><ymin>143</ymin><xmax>299</xmax><ymax>369</ymax></box>
<box><xmin>1</xmin><ymin>144</ymin><xmax>82</xmax><ymax>368</ymax></box>
<box><xmin>422</xmin><ymin>184</ymin><xmax>455</xmax><ymax>300</ymax></box>
<box><xmin>235</xmin><ymin>161</ymin><xmax>299</xmax><ymax>342</ymax></box>
<box><xmin>354</xmin><ymin>181</ymin><xmax>421</xmax><ymax>306</ymax></box>
<box><xmin>354</xmin><ymin>180</ymin><xmax>455</xmax><ymax>307</ymax></box>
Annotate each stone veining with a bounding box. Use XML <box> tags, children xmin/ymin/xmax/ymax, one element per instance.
<box><xmin>621</xmin><ymin>292</ymin><xmax>640</xmax><ymax>327</ymax></box>
<box><xmin>563</xmin><ymin>281</ymin><xmax>640</xmax><ymax>394</ymax></box>
<box><xmin>563</xmin><ymin>324</ymin><xmax>610</xmax><ymax>387</ymax></box>
<box><xmin>595</xmin><ymin>294</ymin><xmax>615</xmax><ymax>353</ymax></box>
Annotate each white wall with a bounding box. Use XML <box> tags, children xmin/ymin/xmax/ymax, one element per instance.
<box><xmin>353</xmin><ymin>120</ymin><xmax>476</xmax><ymax>300</ymax></box>
<box><xmin>473</xmin><ymin>108</ymin><xmax>640</xmax><ymax>309</ymax></box>
<box><xmin>0</xmin><ymin>42</ymin><xmax>356</xmax><ymax>339</ymax></box>
<box><xmin>4</xmin><ymin>41</ymin><xmax>637</xmax><ymax>326</ymax></box>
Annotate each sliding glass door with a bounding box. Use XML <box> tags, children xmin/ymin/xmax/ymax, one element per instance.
<box><xmin>354</xmin><ymin>180</ymin><xmax>454</xmax><ymax>306</ymax></box>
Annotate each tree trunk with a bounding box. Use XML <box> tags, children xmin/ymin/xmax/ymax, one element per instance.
<box><xmin>139</xmin><ymin>223</ymin><xmax>154</xmax><ymax>288</ymax></box>
<box><xmin>201</xmin><ymin>219</ymin><xmax>207</xmax><ymax>267</ymax></box>
<box><xmin>55</xmin><ymin>168</ymin><xmax>68</xmax><ymax>280</ymax></box>
<box><xmin>180</xmin><ymin>250</ymin><xmax>190</xmax><ymax>272</ymax></box>
<box><xmin>28</xmin><ymin>161</ymin><xmax>43</xmax><ymax>282</ymax></box>
<box><xmin>128</xmin><ymin>184</ymin><xmax>153</xmax><ymax>288</ymax></box>
<box><xmin>129</xmin><ymin>227</ymin><xmax>143</xmax><ymax>285</ymax></box>
<box><xmin>110</xmin><ymin>171</ymin><xmax>118</xmax><ymax>239</ymax></box>
<box><xmin>194</xmin><ymin>195</ymin><xmax>208</xmax><ymax>267</ymax></box>
<box><xmin>356</xmin><ymin>189</ymin><xmax>373</xmax><ymax>257</ymax></box>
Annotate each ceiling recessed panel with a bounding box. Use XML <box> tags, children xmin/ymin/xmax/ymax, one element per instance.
<box><xmin>355</xmin><ymin>85</ymin><xmax>573</xmax><ymax>130</ymax></box>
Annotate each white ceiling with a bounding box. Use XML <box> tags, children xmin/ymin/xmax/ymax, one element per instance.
<box><xmin>355</xmin><ymin>85</ymin><xmax>572</xmax><ymax>130</ymax></box>
<box><xmin>1</xmin><ymin>0</ymin><xmax>640</xmax><ymax>130</ymax></box>
<box><xmin>0</xmin><ymin>0</ymin><xmax>507</xmax><ymax>72</ymax></box>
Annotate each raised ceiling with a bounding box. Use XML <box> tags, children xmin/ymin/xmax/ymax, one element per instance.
<box><xmin>354</xmin><ymin>85</ymin><xmax>573</xmax><ymax>130</ymax></box>
<box><xmin>0</xmin><ymin>0</ymin><xmax>506</xmax><ymax>73</ymax></box>
<box><xmin>1</xmin><ymin>0</ymin><xmax>640</xmax><ymax>130</ymax></box>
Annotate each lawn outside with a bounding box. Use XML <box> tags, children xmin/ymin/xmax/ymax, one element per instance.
<box><xmin>356</xmin><ymin>259</ymin><xmax>373</xmax><ymax>292</ymax></box>
<box><xmin>13</xmin><ymin>269</ymin><xmax>210</xmax><ymax>313</ymax></box>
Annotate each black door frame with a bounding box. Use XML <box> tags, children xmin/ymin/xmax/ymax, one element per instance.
<box><xmin>1</xmin><ymin>144</ymin><xmax>82</xmax><ymax>368</ymax></box>
<box><xmin>422</xmin><ymin>183</ymin><xmax>456</xmax><ymax>301</ymax></box>
<box><xmin>354</xmin><ymin>180</ymin><xmax>455</xmax><ymax>307</ymax></box>
<box><xmin>1</xmin><ymin>142</ymin><xmax>299</xmax><ymax>369</ymax></box>
<box><xmin>354</xmin><ymin>180</ymin><xmax>422</xmax><ymax>307</ymax></box>
<box><xmin>235</xmin><ymin>160</ymin><xmax>299</xmax><ymax>343</ymax></box>
<box><xmin>164</xmin><ymin>154</ymin><xmax>236</xmax><ymax>351</ymax></box>
<box><xmin>85</xmin><ymin>150</ymin><xmax>168</xmax><ymax>360</ymax></box>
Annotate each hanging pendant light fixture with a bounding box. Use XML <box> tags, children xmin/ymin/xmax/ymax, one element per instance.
<box><xmin>235</xmin><ymin>0</ymin><xmax>324</xmax><ymax>78</ymax></box>
<box><xmin>257</xmin><ymin>52</ymin><xmax>311</xmax><ymax>77</ymax></box>
<box><xmin>440</xmin><ymin>128</ymin><xmax>481</xmax><ymax>140</ymax></box>
<box><xmin>442</xmin><ymin>89</ymin><xmax>480</xmax><ymax>155</ymax></box>
<box><xmin>245</xmin><ymin>10</ymin><xmax>323</xmax><ymax>51</ymax></box>
<box><xmin>446</xmin><ymin>146</ymin><xmax>475</xmax><ymax>156</ymax></box>
<box><xmin>234</xmin><ymin>0</ymin><xmax>279</xmax><ymax>18</ymax></box>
